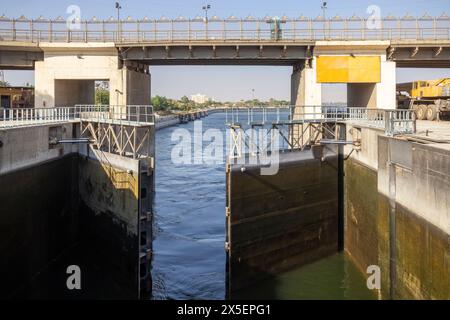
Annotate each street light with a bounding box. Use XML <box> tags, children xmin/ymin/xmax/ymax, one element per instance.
<box><xmin>321</xmin><ymin>1</ymin><xmax>328</xmax><ymax>38</ymax></box>
<box><xmin>115</xmin><ymin>2</ymin><xmax>122</xmax><ymax>41</ymax></box>
<box><xmin>321</xmin><ymin>1</ymin><xmax>327</xmax><ymax>19</ymax></box>
<box><xmin>115</xmin><ymin>2</ymin><xmax>122</xmax><ymax>20</ymax></box>
<box><xmin>202</xmin><ymin>4</ymin><xmax>211</xmax><ymax>22</ymax></box>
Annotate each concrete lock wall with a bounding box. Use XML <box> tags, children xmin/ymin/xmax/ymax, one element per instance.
<box><xmin>78</xmin><ymin>147</ymin><xmax>141</xmax><ymax>298</ymax></box>
<box><xmin>344</xmin><ymin>127</ymin><xmax>450</xmax><ymax>299</ymax></box>
<box><xmin>226</xmin><ymin>146</ymin><xmax>341</xmax><ymax>295</ymax></box>
<box><xmin>34</xmin><ymin>44</ymin><xmax>151</xmax><ymax>107</ymax></box>
<box><xmin>0</xmin><ymin>123</ymin><xmax>76</xmax><ymax>175</ymax></box>
<box><xmin>0</xmin><ymin>153</ymin><xmax>79</xmax><ymax>298</ymax></box>
<box><xmin>378</xmin><ymin>138</ymin><xmax>450</xmax><ymax>299</ymax></box>
<box><xmin>0</xmin><ymin>123</ymin><xmax>153</xmax><ymax>299</ymax></box>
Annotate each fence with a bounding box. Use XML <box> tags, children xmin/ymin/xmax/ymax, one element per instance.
<box><xmin>225</xmin><ymin>106</ymin><xmax>415</xmax><ymax>136</ymax></box>
<box><xmin>0</xmin><ymin>14</ymin><xmax>449</xmax><ymax>43</ymax></box>
<box><xmin>0</xmin><ymin>105</ymin><xmax>154</xmax><ymax>128</ymax></box>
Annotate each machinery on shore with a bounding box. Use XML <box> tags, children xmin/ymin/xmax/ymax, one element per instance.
<box><xmin>397</xmin><ymin>78</ymin><xmax>450</xmax><ymax>121</ymax></box>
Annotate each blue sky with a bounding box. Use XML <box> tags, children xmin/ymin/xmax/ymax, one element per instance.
<box><xmin>3</xmin><ymin>0</ymin><xmax>450</xmax><ymax>102</ymax></box>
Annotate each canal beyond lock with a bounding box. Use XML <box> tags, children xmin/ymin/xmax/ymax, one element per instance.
<box><xmin>152</xmin><ymin>112</ymin><xmax>376</xmax><ymax>300</ymax></box>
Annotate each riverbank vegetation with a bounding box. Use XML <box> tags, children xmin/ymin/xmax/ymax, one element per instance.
<box><xmin>151</xmin><ymin>95</ymin><xmax>290</xmax><ymax>112</ymax></box>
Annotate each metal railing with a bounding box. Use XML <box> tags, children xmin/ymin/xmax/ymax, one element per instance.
<box><xmin>0</xmin><ymin>14</ymin><xmax>449</xmax><ymax>43</ymax></box>
<box><xmin>0</xmin><ymin>105</ymin><xmax>154</xmax><ymax>128</ymax></box>
<box><xmin>225</xmin><ymin>106</ymin><xmax>415</xmax><ymax>136</ymax></box>
<box><xmin>0</xmin><ymin>107</ymin><xmax>73</xmax><ymax>128</ymax></box>
<box><xmin>74</xmin><ymin>105</ymin><xmax>154</xmax><ymax>125</ymax></box>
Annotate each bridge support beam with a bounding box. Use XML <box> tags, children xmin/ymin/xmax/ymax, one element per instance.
<box><xmin>34</xmin><ymin>46</ymin><xmax>150</xmax><ymax>107</ymax></box>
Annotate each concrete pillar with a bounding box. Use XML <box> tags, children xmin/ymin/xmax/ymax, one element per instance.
<box><xmin>34</xmin><ymin>46</ymin><xmax>151</xmax><ymax>107</ymax></box>
<box><xmin>377</xmin><ymin>58</ymin><xmax>396</xmax><ymax>109</ymax></box>
<box><xmin>347</xmin><ymin>83</ymin><xmax>376</xmax><ymax>108</ymax></box>
<box><xmin>291</xmin><ymin>58</ymin><xmax>322</xmax><ymax>115</ymax></box>
<box><xmin>347</xmin><ymin>58</ymin><xmax>396</xmax><ymax>109</ymax></box>
<box><xmin>122</xmin><ymin>64</ymin><xmax>151</xmax><ymax>105</ymax></box>
<box><xmin>290</xmin><ymin>59</ymin><xmax>322</xmax><ymax>147</ymax></box>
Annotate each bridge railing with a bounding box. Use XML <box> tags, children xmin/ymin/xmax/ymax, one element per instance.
<box><xmin>0</xmin><ymin>105</ymin><xmax>154</xmax><ymax>128</ymax></box>
<box><xmin>225</xmin><ymin>106</ymin><xmax>415</xmax><ymax>136</ymax></box>
<box><xmin>0</xmin><ymin>14</ymin><xmax>449</xmax><ymax>43</ymax></box>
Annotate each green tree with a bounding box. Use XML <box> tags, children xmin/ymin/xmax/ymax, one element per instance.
<box><xmin>95</xmin><ymin>88</ymin><xmax>109</xmax><ymax>105</ymax></box>
<box><xmin>180</xmin><ymin>95</ymin><xmax>190</xmax><ymax>104</ymax></box>
<box><xmin>152</xmin><ymin>95</ymin><xmax>174</xmax><ymax>111</ymax></box>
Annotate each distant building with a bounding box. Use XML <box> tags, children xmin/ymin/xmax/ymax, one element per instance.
<box><xmin>0</xmin><ymin>86</ymin><xmax>34</xmax><ymax>108</ymax></box>
<box><xmin>190</xmin><ymin>93</ymin><xmax>211</xmax><ymax>104</ymax></box>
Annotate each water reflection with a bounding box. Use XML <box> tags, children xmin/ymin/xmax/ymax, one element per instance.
<box><xmin>231</xmin><ymin>253</ymin><xmax>376</xmax><ymax>300</ymax></box>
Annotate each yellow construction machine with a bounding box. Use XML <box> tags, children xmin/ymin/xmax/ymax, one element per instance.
<box><xmin>397</xmin><ymin>78</ymin><xmax>450</xmax><ymax>121</ymax></box>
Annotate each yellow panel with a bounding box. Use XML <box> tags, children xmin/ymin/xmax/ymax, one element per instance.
<box><xmin>317</xmin><ymin>56</ymin><xmax>380</xmax><ymax>83</ymax></box>
<box><xmin>317</xmin><ymin>56</ymin><xmax>348</xmax><ymax>83</ymax></box>
<box><xmin>348</xmin><ymin>56</ymin><xmax>380</xmax><ymax>83</ymax></box>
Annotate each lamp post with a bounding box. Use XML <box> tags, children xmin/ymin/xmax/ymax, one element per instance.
<box><xmin>115</xmin><ymin>2</ymin><xmax>122</xmax><ymax>41</ymax></box>
<box><xmin>321</xmin><ymin>1</ymin><xmax>327</xmax><ymax>19</ymax></box>
<box><xmin>202</xmin><ymin>4</ymin><xmax>211</xmax><ymax>22</ymax></box>
<box><xmin>202</xmin><ymin>4</ymin><xmax>211</xmax><ymax>39</ymax></box>
<box><xmin>321</xmin><ymin>1</ymin><xmax>327</xmax><ymax>38</ymax></box>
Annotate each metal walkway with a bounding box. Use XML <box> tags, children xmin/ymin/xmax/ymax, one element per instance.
<box><xmin>0</xmin><ymin>105</ymin><xmax>154</xmax><ymax>129</ymax></box>
<box><xmin>225</xmin><ymin>106</ymin><xmax>415</xmax><ymax>158</ymax></box>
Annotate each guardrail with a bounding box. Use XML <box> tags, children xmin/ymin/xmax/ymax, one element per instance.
<box><xmin>0</xmin><ymin>15</ymin><xmax>449</xmax><ymax>43</ymax></box>
<box><xmin>225</xmin><ymin>106</ymin><xmax>415</xmax><ymax>136</ymax></box>
<box><xmin>75</xmin><ymin>105</ymin><xmax>154</xmax><ymax>125</ymax></box>
<box><xmin>0</xmin><ymin>105</ymin><xmax>154</xmax><ymax>128</ymax></box>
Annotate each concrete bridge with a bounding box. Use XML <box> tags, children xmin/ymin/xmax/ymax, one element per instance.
<box><xmin>1</xmin><ymin>14</ymin><xmax>450</xmax><ymax>113</ymax></box>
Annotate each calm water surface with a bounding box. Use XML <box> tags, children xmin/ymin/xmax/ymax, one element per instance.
<box><xmin>152</xmin><ymin>112</ymin><xmax>376</xmax><ymax>300</ymax></box>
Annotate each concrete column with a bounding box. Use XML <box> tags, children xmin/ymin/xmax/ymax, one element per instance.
<box><xmin>347</xmin><ymin>83</ymin><xmax>377</xmax><ymax>108</ymax></box>
<box><xmin>291</xmin><ymin>58</ymin><xmax>322</xmax><ymax>114</ymax></box>
<box><xmin>122</xmin><ymin>65</ymin><xmax>151</xmax><ymax>105</ymax></box>
<box><xmin>377</xmin><ymin>58</ymin><xmax>396</xmax><ymax>109</ymax></box>
<box><xmin>347</xmin><ymin>57</ymin><xmax>396</xmax><ymax>109</ymax></box>
<box><xmin>290</xmin><ymin>58</ymin><xmax>322</xmax><ymax>147</ymax></box>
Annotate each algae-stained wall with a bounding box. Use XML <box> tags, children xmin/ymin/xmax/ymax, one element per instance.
<box><xmin>344</xmin><ymin>159</ymin><xmax>391</xmax><ymax>298</ymax></box>
<box><xmin>378</xmin><ymin>137</ymin><xmax>450</xmax><ymax>300</ymax></box>
<box><xmin>395</xmin><ymin>203</ymin><xmax>450</xmax><ymax>299</ymax></box>
<box><xmin>344</xmin><ymin>135</ymin><xmax>450</xmax><ymax>300</ymax></box>
<box><xmin>0</xmin><ymin>154</ymin><xmax>79</xmax><ymax>298</ymax></box>
<box><xmin>227</xmin><ymin>147</ymin><xmax>340</xmax><ymax>294</ymax></box>
<box><xmin>78</xmin><ymin>149</ymin><xmax>141</xmax><ymax>298</ymax></box>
